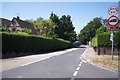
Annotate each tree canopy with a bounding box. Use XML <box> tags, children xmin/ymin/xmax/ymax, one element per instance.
<box><xmin>79</xmin><ymin>17</ymin><xmax>102</xmax><ymax>44</ymax></box>
<box><xmin>33</xmin><ymin>19</ymin><xmax>56</xmax><ymax>37</ymax></box>
<box><xmin>96</xmin><ymin>26</ymin><xmax>107</xmax><ymax>35</ymax></box>
<box><xmin>50</xmin><ymin>12</ymin><xmax>76</xmax><ymax>41</ymax></box>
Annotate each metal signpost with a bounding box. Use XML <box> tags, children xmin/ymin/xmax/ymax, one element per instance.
<box><xmin>110</xmin><ymin>32</ymin><xmax>114</xmax><ymax>60</ymax></box>
<box><xmin>108</xmin><ymin>6</ymin><xmax>119</xmax><ymax>60</ymax></box>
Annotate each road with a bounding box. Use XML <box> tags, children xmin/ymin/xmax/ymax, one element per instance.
<box><xmin>2</xmin><ymin>46</ymin><xmax>118</xmax><ymax>80</ymax></box>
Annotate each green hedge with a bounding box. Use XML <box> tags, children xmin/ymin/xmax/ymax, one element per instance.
<box><xmin>92</xmin><ymin>36</ymin><xmax>98</xmax><ymax>47</ymax></box>
<box><xmin>97</xmin><ymin>32</ymin><xmax>111</xmax><ymax>47</ymax></box>
<box><xmin>92</xmin><ymin>32</ymin><xmax>120</xmax><ymax>47</ymax></box>
<box><xmin>2</xmin><ymin>32</ymin><xmax>72</xmax><ymax>53</ymax></box>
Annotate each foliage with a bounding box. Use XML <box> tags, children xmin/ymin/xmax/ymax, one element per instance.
<box><xmin>25</xmin><ymin>19</ymin><xmax>35</xmax><ymax>23</ymax></box>
<box><xmin>92</xmin><ymin>36</ymin><xmax>98</xmax><ymax>47</ymax></box>
<box><xmin>92</xmin><ymin>31</ymin><xmax>120</xmax><ymax>48</ymax></box>
<box><xmin>17</xmin><ymin>32</ymin><xmax>29</xmax><ymax>35</ymax></box>
<box><xmin>50</xmin><ymin>13</ymin><xmax>76</xmax><ymax>41</ymax></box>
<box><xmin>2</xmin><ymin>32</ymin><xmax>72</xmax><ymax>54</ymax></box>
<box><xmin>36</xmin><ymin>17</ymin><xmax>43</xmax><ymax>22</ymax></box>
<box><xmin>100</xmin><ymin>18</ymin><xmax>108</xmax><ymax>27</ymax></box>
<box><xmin>0</xmin><ymin>25</ymin><xmax>11</xmax><ymax>32</ymax></box>
<box><xmin>114</xmin><ymin>31</ymin><xmax>120</xmax><ymax>47</ymax></box>
<box><xmin>96</xmin><ymin>26</ymin><xmax>107</xmax><ymax>35</ymax></box>
<box><xmin>23</xmin><ymin>13</ymin><xmax>76</xmax><ymax>41</ymax></box>
<box><xmin>21</xmin><ymin>28</ymin><xmax>32</xmax><ymax>34</ymax></box>
<box><xmin>79</xmin><ymin>17</ymin><xmax>102</xmax><ymax>44</ymax></box>
<box><xmin>34</xmin><ymin>19</ymin><xmax>56</xmax><ymax>37</ymax></box>
<box><xmin>97</xmin><ymin>32</ymin><xmax>111</xmax><ymax>47</ymax></box>
<box><xmin>25</xmin><ymin>17</ymin><xmax>43</xmax><ymax>23</ymax></box>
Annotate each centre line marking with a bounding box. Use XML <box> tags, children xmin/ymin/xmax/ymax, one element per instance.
<box><xmin>76</xmin><ymin>67</ymin><xmax>80</xmax><ymax>71</ymax></box>
<box><xmin>78</xmin><ymin>63</ymin><xmax>81</xmax><ymax>67</ymax></box>
<box><xmin>73</xmin><ymin>62</ymin><xmax>83</xmax><ymax>77</ymax></box>
<box><xmin>79</xmin><ymin>62</ymin><xmax>83</xmax><ymax>66</ymax></box>
<box><xmin>73</xmin><ymin>71</ymin><xmax>78</xmax><ymax>76</ymax></box>
<box><xmin>80</xmin><ymin>62</ymin><xmax>83</xmax><ymax>64</ymax></box>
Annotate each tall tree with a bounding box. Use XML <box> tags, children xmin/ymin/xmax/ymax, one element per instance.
<box><xmin>60</xmin><ymin>15</ymin><xmax>76</xmax><ymax>40</ymax></box>
<box><xmin>79</xmin><ymin>17</ymin><xmax>102</xmax><ymax>44</ymax></box>
<box><xmin>50</xmin><ymin>12</ymin><xmax>76</xmax><ymax>41</ymax></box>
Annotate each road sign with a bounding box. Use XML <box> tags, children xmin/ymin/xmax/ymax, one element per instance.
<box><xmin>108</xmin><ymin>15</ymin><xmax>119</xmax><ymax>26</ymax></box>
<box><xmin>108</xmin><ymin>6</ymin><xmax>118</xmax><ymax>15</ymax></box>
<box><xmin>108</xmin><ymin>26</ymin><xmax>119</xmax><ymax>31</ymax></box>
<box><xmin>107</xmin><ymin>5</ymin><xmax>119</xmax><ymax>60</ymax></box>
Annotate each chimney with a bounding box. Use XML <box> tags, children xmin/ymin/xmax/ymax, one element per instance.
<box><xmin>17</xmin><ymin>16</ymin><xmax>20</xmax><ymax>19</ymax></box>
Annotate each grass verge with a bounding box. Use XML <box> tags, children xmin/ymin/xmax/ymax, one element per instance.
<box><xmin>92</xmin><ymin>56</ymin><xmax>119</xmax><ymax>72</ymax></box>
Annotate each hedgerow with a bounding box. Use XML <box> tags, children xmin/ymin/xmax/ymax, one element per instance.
<box><xmin>92</xmin><ymin>31</ymin><xmax>120</xmax><ymax>48</ymax></box>
<box><xmin>2</xmin><ymin>32</ymin><xmax>72</xmax><ymax>54</ymax></box>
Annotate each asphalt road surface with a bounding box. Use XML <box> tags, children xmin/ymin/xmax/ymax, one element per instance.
<box><xmin>2</xmin><ymin>46</ymin><xmax>118</xmax><ymax>80</ymax></box>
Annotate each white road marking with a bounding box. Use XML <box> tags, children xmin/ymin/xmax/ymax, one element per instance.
<box><xmin>81</xmin><ymin>48</ymin><xmax>87</xmax><ymax>57</ymax></box>
<box><xmin>78</xmin><ymin>63</ymin><xmax>82</xmax><ymax>67</ymax></box>
<box><xmin>73</xmin><ymin>71</ymin><xmax>78</xmax><ymax>76</ymax></box>
<box><xmin>80</xmin><ymin>46</ymin><xmax>117</xmax><ymax>73</ymax></box>
<box><xmin>78</xmin><ymin>62</ymin><xmax>83</xmax><ymax>66</ymax></box>
<box><xmin>76</xmin><ymin>67</ymin><xmax>80</xmax><ymax>71</ymax></box>
<box><xmin>17</xmin><ymin>76</ymin><xmax>23</xmax><ymax>78</ymax></box>
<box><xmin>65</xmin><ymin>48</ymin><xmax>79</xmax><ymax>53</ymax></box>
<box><xmin>80</xmin><ymin>48</ymin><xmax>89</xmax><ymax>63</ymax></box>
<box><xmin>80</xmin><ymin>62</ymin><xmax>83</xmax><ymax>64</ymax></box>
<box><xmin>81</xmin><ymin>59</ymin><xmax>87</xmax><ymax>63</ymax></box>
<box><xmin>20</xmin><ymin>48</ymin><xmax>79</xmax><ymax>67</ymax></box>
<box><xmin>20</xmin><ymin>60</ymin><xmax>42</xmax><ymax>66</ymax></box>
<box><xmin>80</xmin><ymin>57</ymin><xmax>82</xmax><ymax>59</ymax></box>
<box><xmin>73</xmin><ymin>61</ymin><xmax>83</xmax><ymax>77</ymax></box>
<box><xmin>89</xmin><ymin>62</ymin><xmax>118</xmax><ymax>73</ymax></box>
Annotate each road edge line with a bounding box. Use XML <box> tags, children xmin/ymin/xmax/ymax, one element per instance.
<box><xmin>88</xmin><ymin>62</ymin><xmax>118</xmax><ymax>73</ymax></box>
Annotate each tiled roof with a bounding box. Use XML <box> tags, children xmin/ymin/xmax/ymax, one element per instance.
<box><xmin>12</xmin><ymin>17</ymin><xmax>34</xmax><ymax>29</ymax></box>
<box><xmin>0</xmin><ymin>17</ymin><xmax>39</xmax><ymax>35</ymax></box>
<box><xmin>0</xmin><ymin>18</ymin><xmax>11</xmax><ymax>27</ymax></box>
<box><xmin>12</xmin><ymin>18</ymin><xmax>39</xmax><ymax>35</ymax></box>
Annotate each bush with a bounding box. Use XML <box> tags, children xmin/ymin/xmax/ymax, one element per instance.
<box><xmin>0</xmin><ymin>25</ymin><xmax>11</xmax><ymax>32</ymax></box>
<box><xmin>92</xmin><ymin>36</ymin><xmax>98</xmax><ymax>47</ymax></box>
<box><xmin>96</xmin><ymin>26</ymin><xmax>107</xmax><ymax>35</ymax></box>
<box><xmin>92</xmin><ymin>31</ymin><xmax>120</xmax><ymax>47</ymax></box>
<box><xmin>2</xmin><ymin>32</ymin><xmax>72</xmax><ymax>54</ymax></box>
<box><xmin>97</xmin><ymin>32</ymin><xmax>111</xmax><ymax>47</ymax></box>
<box><xmin>114</xmin><ymin>31</ymin><xmax>120</xmax><ymax>48</ymax></box>
<box><xmin>21</xmin><ymin>28</ymin><xmax>32</xmax><ymax>34</ymax></box>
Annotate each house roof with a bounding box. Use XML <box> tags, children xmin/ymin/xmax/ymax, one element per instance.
<box><xmin>12</xmin><ymin>17</ymin><xmax>34</xmax><ymax>29</ymax></box>
<box><xmin>0</xmin><ymin>17</ymin><xmax>39</xmax><ymax>35</ymax></box>
<box><xmin>0</xmin><ymin>18</ymin><xmax>11</xmax><ymax>27</ymax></box>
<box><xmin>12</xmin><ymin>17</ymin><xmax>39</xmax><ymax>35</ymax></box>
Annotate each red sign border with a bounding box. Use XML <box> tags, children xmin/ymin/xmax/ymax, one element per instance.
<box><xmin>108</xmin><ymin>15</ymin><xmax>119</xmax><ymax>26</ymax></box>
<box><xmin>108</xmin><ymin>5</ymin><xmax>119</xmax><ymax>15</ymax></box>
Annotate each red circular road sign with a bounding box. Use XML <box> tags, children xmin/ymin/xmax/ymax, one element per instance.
<box><xmin>108</xmin><ymin>6</ymin><xmax>118</xmax><ymax>15</ymax></box>
<box><xmin>108</xmin><ymin>15</ymin><xmax>119</xmax><ymax>26</ymax></box>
